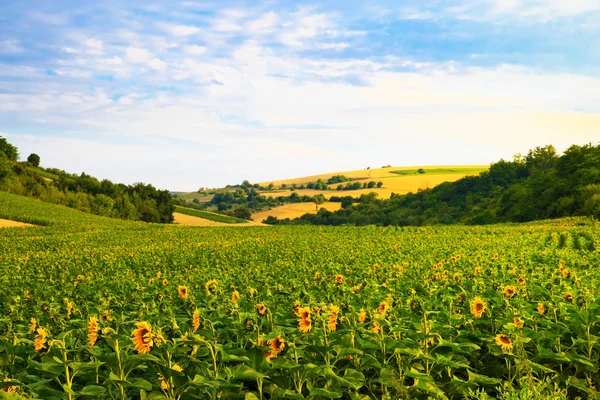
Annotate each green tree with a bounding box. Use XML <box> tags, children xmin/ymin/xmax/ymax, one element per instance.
<box><xmin>313</xmin><ymin>194</ymin><xmax>326</xmax><ymax>211</ymax></box>
<box><xmin>0</xmin><ymin>136</ymin><xmax>18</xmax><ymax>161</ymax></box>
<box><xmin>233</xmin><ymin>206</ymin><xmax>252</xmax><ymax>220</ymax></box>
<box><xmin>27</xmin><ymin>153</ymin><xmax>41</xmax><ymax>167</ymax></box>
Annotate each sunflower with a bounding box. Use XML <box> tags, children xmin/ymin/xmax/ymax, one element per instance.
<box><xmin>358</xmin><ymin>308</ymin><xmax>367</xmax><ymax>323</ymax></box>
<box><xmin>34</xmin><ymin>327</ymin><xmax>48</xmax><ymax>352</ymax></box>
<box><xmin>537</xmin><ymin>302</ymin><xmax>545</xmax><ymax>315</ymax></box>
<box><xmin>64</xmin><ymin>298</ymin><xmax>74</xmax><ymax>319</ymax></box>
<box><xmin>192</xmin><ymin>309</ymin><xmax>200</xmax><ymax>332</ymax></box>
<box><xmin>314</xmin><ymin>272</ymin><xmax>321</xmax><ymax>280</ymax></box>
<box><xmin>335</xmin><ymin>274</ymin><xmax>343</xmax><ymax>285</ymax></box>
<box><xmin>162</xmin><ymin>279</ymin><xmax>168</xmax><ymax>286</ymax></box>
<box><xmin>156</xmin><ymin>271</ymin><xmax>162</xmax><ymax>279</ymax></box>
<box><xmin>256</xmin><ymin>303</ymin><xmax>267</xmax><ymax>316</ymax></box>
<box><xmin>351</xmin><ymin>284</ymin><xmax>362</xmax><ymax>294</ymax></box>
<box><xmin>517</xmin><ymin>277</ymin><xmax>526</xmax><ymax>285</ymax></box>
<box><xmin>372</xmin><ymin>321</ymin><xmax>381</xmax><ymax>334</ymax></box>
<box><xmin>378</xmin><ymin>301</ymin><xmax>389</xmax><ymax>316</ymax></box>
<box><xmin>503</xmin><ymin>286</ymin><xmax>516</xmax><ymax>297</ymax></box>
<box><xmin>231</xmin><ymin>290</ymin><xmax>240</xmax><ymax>303</ymax></box>
<box><xmin>160</xmin><ymin>364</ymin><xmax>183</xmax><ymax>391</ymax></box>
<box><xmin>205</xmin><ymin>279</ymin><xmax>218</xmax><ymax>295</ymax></box>
<box><xmin>298</xmin><ymin>307</ymin><xmax>312</xmax><ymax>333</ymax></box>
<box><xmin>29</xmin><ymin>318</ymin><xmax>37</xmax><ymax>333</ymax></box>
<box><xmin>292</xmin><ymin>300</ymin><xmax>301</xmax><ymax>316</ymax></box>
<box><xmin>1</xmin><ymin>378</ymin><xmax>16</xmax><ymax>393</ymax></box>
<box><xmin>470</xmin><ymin>297</ymin><xmax>486</xmax><ymax>318</ymax></box>
<box><xmin>178</xmin><ymin>286</ymin><xmax>189</xmax><ymax>299</ymax></box>
<box><xmin>131</xmin><ymin>321</ymin><xmax>153</xmax><ymax>354</ymax></box>
<box><xmin>265</xmin><ymin>336</ymin><xmax>285</xmax><ymax>362</ymax></box>
<box><xmin>88</xmin><ymin>316</ymin><xmax>99</xmax><ymax>346</ymax></box>
<box><xmin>564</xmin><ymin>292</ymin><xmax>573</xmax><ymax>302</ymax></box>
<box><xmin>327</xmin><ymin>305</ymin><xmax>339</xmax><ymax>332</ymax></box>
<box><xmin>495</xmin><ymin>334</ymin><xmax>513</xmax><ymax>352</ymax></box>
<box><xmin>513</xmin><ymin>317</ymin><xmax>523</xmax><ymax>328</ymax></box>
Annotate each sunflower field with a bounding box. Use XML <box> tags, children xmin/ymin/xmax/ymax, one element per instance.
<box><xmin>1</xmin><ymin>192</ymin><xmax>600</xmax><ymax>399</ymax></box>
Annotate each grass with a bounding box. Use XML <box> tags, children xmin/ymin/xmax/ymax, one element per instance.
<box><xmin>390</xmin><ymin>167</ymin><xmax>487</xmax><ymax>176</ymax></box>
<box><xmin>174</xmin><ymin>205</ymin><xmax>248</xmax><ymax>224</ymax></box>
<box><xmin>29</xmin><ymin>166</ymin><xmax>61</xmax><ymax>181</ymax></box>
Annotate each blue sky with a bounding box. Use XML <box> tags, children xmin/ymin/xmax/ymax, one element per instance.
<box><xmin>1</xmin><ymin>0</ymin><xmax>599</xmax><ymax>190</ymax></box>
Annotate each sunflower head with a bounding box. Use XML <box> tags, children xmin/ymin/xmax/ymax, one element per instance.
<box><xmin>314</xmin><ymin>272</ymin><xmax>321</xmax><ymax>280</ymax></box>
<box><xmin>470</xmin><ymin>297</ymin><xmax>486</xmax><ymax>318</ymax></box>
<box><xmin>178</xmin><ymin>286</ymin><xmax>189</xmax><ymax>299</ymax></box>
<box><xmin>162</xmin><ymin>279</ymin><xmax>168</xmax><ymax>287</ymax></box>
<box><xmin>131</xmin><ymin>321</ymin><xmax>153</xmax><ymax>354</ymax></box>
<box><xmin>335</xmin><ymin>274</ymin><xmax>343</xmax><ymax>285</ymax></box>
<box><xmin>205</xmin><ymin>279</ymin><xmax>218</xmax><ymax>295</ymax></box>
<box><xmin>517</xmin><ymin>277</ymin><xmax>526</xmax><ymax>285</ymax></box>
<box><xmin>298</xmin><ymin>306</ymin><xmax>311</xmax><ymax>320</ymax></box>
<box><xmin>495</xmin><ymin>334</ymin><xmax>513</xmax><ymax>352</ymax></box>
<box><xmin>358</xmin><ymin>308</ymin><xmax>367</xmax><ymax>323</ymax></box>
<box><xmin>34</xmin><ymin>327</ymin><xmax>48</xmax><ymax>352</ymax></box>
<box><xmin>88</xmin><ymin>316</ymin><xmax>99</xmax><ymax>346</ymax></box>
<box><xmin>378</xmin><ymin>301</ymin><xmax>389</xmax><ymax>315</ymax></box>
<box><xmin>231</xmin><ymin>290</ymin><xmax>240</xmax><ymax>303</ymax></box>
<box><xmin>537</xmin><ymin>302</ymin><xmax>545</xmax><ymax>315</ymax></box>
<box><xmin>503</xmin><ymin>286</ymin><xmax>516</xmax><ymax>297</ymax></box>
<box><xmin>192</xmin><ymin>309</ymin><xmax>201</xmax><ymax>332</ymax></box>
<box><xmin>298</xmin><ymin>318</ymin><xmax>312</xmax><ymax>333</ymax></box>
<box><xmin>564</xmin><ymin>292</ymin><xmax>573</xmax><ymax>302</ymax></box>
<box><xmin>513</xmin><ymin>317</ymin><xmax>523</xmax><ymax>328</ymax></box>
<box><xmin>256</xmin><ymin>303</ymin><xmax>267</xmax><ymax>316</ymax></box>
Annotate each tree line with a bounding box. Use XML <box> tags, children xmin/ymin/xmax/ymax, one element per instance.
<box><xmin>0</xmin><ymin>136</ymin><xmax>174</xmax><ymax>223</ymax></box>
<box><xmin>265</xmin><ymin>143</ymin><xmax>600</xmax><ymax>226</ymax></box>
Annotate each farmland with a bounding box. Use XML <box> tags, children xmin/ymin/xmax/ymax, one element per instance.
<box><xmin>257</xmin><ymin>166</ymin><xmax>488</xmax><ymax>200</ymax></box>
<box><xmin>1</xmin><ymin>191</ymin><xmax>599</xmax><ymax>399</ymax></box>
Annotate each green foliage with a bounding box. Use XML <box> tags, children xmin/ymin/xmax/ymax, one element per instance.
<box><xmin>279</xmin><ymin>144</ymin><xmax>600</xmax><ymax>226</ymax></box>
<box><xmin>0</xmin><ymin>192</ymin><xmax>599</xmax><ymax>399</ymax></box>
<box><xmin>26</xmin><ymin>153</ymin><xmax>40</xmax><ymax>167</ymax></box>
<box><xmin>0</xmin><ymin>138</ymin><xmax>174</xmax><ymax>223</ymax></box>
<box><xmin>0</xmin><ymin>136</ymin><xmax>18</xmax><ymax>161</ymax></box>
<box><xmin>174</xmin><ymin>205</ymin><xmax>247</xmax><ymax>223</ymax></box>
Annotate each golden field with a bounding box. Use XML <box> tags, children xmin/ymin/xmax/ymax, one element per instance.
<box><xmin>252</xmin><ymin>201</ymin><xmax>342</xmax><ymax>221</ymax></box>
<box><xmin>259</xmin><ymin>165</ymin><xmax>487</xmax><ymax>199</ymax></box>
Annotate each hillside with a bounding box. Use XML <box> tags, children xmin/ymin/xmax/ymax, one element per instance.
<box><xmin>257</xmin><ymin>165</ymin><xmax>487</xmax><ymax>199</ymax></box>
<box><xmin>266</xmin><ymin>144</ymin><xmax>600</xmax><ymax>226</ymax></box>
<box><xmin>0</xmin><ymin>136</ymin><xmax>174</xmax><ymax>224</ymax></box>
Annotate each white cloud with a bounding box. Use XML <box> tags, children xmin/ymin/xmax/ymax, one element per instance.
<box><xmin>62</xmin><ymin>47</ymin><xmax>78</xmax><ymax>54</ymax></box>
<box><xmin>148</xmin><ymin>58</ymin><xmax>167</xmax><ymax>71</ymax></box>
<box><xmin>280</xmin><ymin>11</ymin><xmax>336</xmax><ymax>47</ymax></box>
<box><xmin>160</xmin><ymin>23</ymin><xmax>201</xmax><ymax>36</ymax></box>
<box><xmin>318</xmin><ymin>42</ymin><xmax>350</xmax><ymax>50</ymax></box>
<box><xmin>212</xmin><ymin>9</ymin><xmax>247</xmax><ymax>32</ymax></box>
<box><xmin>125</xmin><ymin>47</ymin><xmax>150</xmax><ymax>63</ymax></box>
<box><xmin>247</xmin><ymin>11</ymin><xmax>279</xmax><ymax>35</ymax></box>
<box><xmin>84</xmin><ymin>38</ymin><xmax>103</xmax><ymax>55</ymax></box>
<box><xmin>185</xmin><ymin>45</ymin><xmax>207</xmax><ymax>56</ymax></box>
<box><xmin>0</xmin><ymin>40</ymin><xmax>23</xmax><ymax>53</ymax></box>
<box><xmin>490</xmin><ymin>0</ymin><xmax>600</xmax><ymax>18</ymax></box>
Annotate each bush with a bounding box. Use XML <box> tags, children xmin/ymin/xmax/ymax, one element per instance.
<box><xmin>27</xmin><ymin>153</ymin><xmax>41</xmax><ymax>167</ymax></box>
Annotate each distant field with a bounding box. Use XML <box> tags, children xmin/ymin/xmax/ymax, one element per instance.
<box><xmin>252</xmin><ymin>201</ymin><xmax>342</xmax><ymax>221</ymax></box>
<box><xmin>0</xmin><ymin>218</ymin><xmax>33</xmax><ymax>228</ymax></box>
<box><xmin>259</xmin><ymin>165</ymin><xmax>488</xmax><ymax>199</ymax></box>
<box><xmin>174</xmin><ymin>206</ymin><xmax>247</xmax><ymax>224</ymax></box>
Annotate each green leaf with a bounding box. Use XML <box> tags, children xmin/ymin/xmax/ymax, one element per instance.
<box><xmin>245</xmin><ymin>393</ymin><xmax>260</xmax><ymax>400</ymax></box>
<box><xmin>411</xmin><ymin>378</ymin><xmax>449</xmax><ymax>400</ymax></box>
<box><xmin>467</xmin><ymin>371</ymin><xmax>501</xmax><ymax>386</ymax></box>
<box><xmin>231</xmin><ymin>365</ymin><xmax>267</xmax><ymax>381</ymax></box>
<box><xmin>131</xmin><ymin>378</ymin><xmax>153</xmax><ymax>391</ymax></box>
<box><xmin>308</xmin><ymin>388</ymin><xmax>342</xmax><ymax>399</ymax></box>
<box><xmin>80</xmin><ymin>385</ymin><xmax>107</xmax><ymax>396</ymax></box>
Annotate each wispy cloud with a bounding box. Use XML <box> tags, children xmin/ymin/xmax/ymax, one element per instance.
<box><xmin>0</xmin><ymin>0</ymin><xmax>598</xmax><ymax>190</ymax></box>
